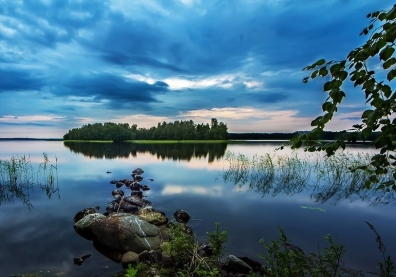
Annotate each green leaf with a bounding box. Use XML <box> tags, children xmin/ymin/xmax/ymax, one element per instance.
<box><xmin>339</xmin><ymin>71</ymin><xmax>348</xmax><ymax>81</ymax></box>
<box><xmin>387</xmin><ymin>69</ymin><xmax>396</xmax><ymax>81</ymax></box>
<box><xmin>379</xmin><ymin>12</ymin><xmax>387</xmax><ymax>21</ymax></box>
<box><xmin>329</xmin><ymin>89</ymin><xmax>345</xmax><ymax>103</ymax></box>
<box><xmin>311</xmin><ymin>116</ymin><xmax>323</xmax><ymax>127</ymax></box>
<box><xmin>323</xmin><ymin>81</ymin><xmax>332</xmax><ymax>91</ymax></box>
<box><xmin>322</xmin><ymin>102</ymin><xmax>333</xmax><ymax>112</ymax></box>
<box><xmin>376</xmin><ymin>38</ymin><xmax>387</xmax><ymax>51</ymax></box>
<box><xmin>362</xmin><ymin>127</ymin><xmax>372</xmax><ymax>137</ymax></box>
<box><xmin>319</xmin><ymin>67</ymin><xmax>328</xmax><ymax>77</ymax></box>
<box><xmin>330</xmin><ymin>64</ymin><xmax>340</xmax><ymax>74</ymax></box>
<box><xmin>382</xmin><ymin>84</ymin><xmax>392</xmax><ymax>98</ymax></box>
<box><xmin>315</xmin><ymin>59</ymin><xmax>326</xmax><ymax>66</ymax></box>
<box><xmin>383</xmin><ymin>57</ymin><xmax>396</xmax><ymax>69</ymax></box>
<box><xmin>380</xmin><ymin>46</ymin><xmax>395</xmax><ymax>61</ymax></box>
<box><xmin>311</xmin><ymin>70</ymin><xmax>318</xmax><ymax>78</ymax></box>
<box><xmin>362</xmin><ymin>109</ymin><xmax>374</xmax><ymax>119</ymax></box>
<box><xmin>354</xmin><ymin>62</ymin><xmax>363</xmax><ymax>70</ymax></box>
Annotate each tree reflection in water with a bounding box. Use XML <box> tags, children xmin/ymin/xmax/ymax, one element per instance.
<box><xmin>63</xmin><ymin>141</ymin><xmax>228</xmax><ymax>162</ymax></box>
<box><xmin>222</xmin><ymin>151</ymin><xmax>395</xmax><ymax>205</ymax></box>
<box><xmin>0</xmin><ymin>153</ymin><xmax>59</xmax><ymax>209</ymax></box>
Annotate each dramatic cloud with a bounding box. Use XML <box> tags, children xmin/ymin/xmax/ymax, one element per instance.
<box><xmin>0</xmin><ymin>0</ymin><xmax>392</xmax><ymax>137</ymax></box>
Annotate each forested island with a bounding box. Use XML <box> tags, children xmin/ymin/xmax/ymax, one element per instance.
<box><xmin>63</xmin><ymin>118</ymin><xmax>228</xmax><ymax>141</ymax></box>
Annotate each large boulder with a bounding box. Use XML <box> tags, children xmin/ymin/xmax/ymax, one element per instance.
<box><xmin>74</xmin><ymin>213</ymin><xmax>106</xmax><ymax>240</ymax></box>
<box><xmin>92</xmin><ymin>213</ymin><xmax>160</xmax><ymax>253</ymax></box>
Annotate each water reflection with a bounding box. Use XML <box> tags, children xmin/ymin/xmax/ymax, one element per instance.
<box><xmin>0</xmin><ymin>153</ymin><xmax>59</xmax><ymax>209</ymax></box>
<box><xmin>222</xmin><ymin>151</ymin><xmax>396</xmax><ymax>205</ymax></box>
<box><xmin>64</xmin><ymin>141</ymin><xmax>228</xmax><ymax>162</ymax></box>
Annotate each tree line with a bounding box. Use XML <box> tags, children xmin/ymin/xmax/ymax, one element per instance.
<box><xmin>228</xmin><ymin>131</ymin><xmax>381</xmax><ymax>141</ymax></box>
<box><xmin>63</xmin><ymin>118</ymin><xmax>228</xmax><ymax>141</ymax></box>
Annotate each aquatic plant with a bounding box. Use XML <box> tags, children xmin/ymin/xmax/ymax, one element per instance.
<box><xmin>365</xmin><ymin>221</ymin><xmax>396</xmax><ymax>277</ymax></box>
<box><xmin>222</xmin><ymin>150</ymin><xmax>395</xmax><ymax>205</ymax></box>
<box><xmin>0</xmin><ymin>153</ymin><xmax>59</xmax><ymax>209</ymax></box>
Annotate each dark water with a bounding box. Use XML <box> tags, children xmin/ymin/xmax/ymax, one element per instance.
<box><xmin>0</xmin><ymin>140</ymin><xmax>395</xmax><ymax>276</ymax></box>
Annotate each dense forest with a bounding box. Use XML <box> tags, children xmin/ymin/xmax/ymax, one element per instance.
<box><xmin>63</xmin><ymin>118</ymin><xmax>228</xmax><ymax>141</ymax></box>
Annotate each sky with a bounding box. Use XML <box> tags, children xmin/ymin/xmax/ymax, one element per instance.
<box><xmin>0</xmin><ymin>0</ymin><xmax>393</xmax><ymax>138</ymax></box>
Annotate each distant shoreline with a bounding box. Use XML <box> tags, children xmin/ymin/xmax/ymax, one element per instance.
<box><xmin>0</xmin><ymin>130</ymin><xmax>380</xmax><ymax>142</ymax></box>
<box><xmin>0</xmin><ymin>138</ymin><xmax>63</xmax><ymax>141</ymax></box>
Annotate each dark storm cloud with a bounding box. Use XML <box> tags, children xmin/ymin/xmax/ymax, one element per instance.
<box><xmin>0</xmin><ymin>68</ymin><xmax>44</xmax><ymax>92</ymax></box>
<box><xmin>103</xmin><ymin>52</ymin><xmax>189</xmax><ymax>73</ymax></box>
<box><xmin>58</xmin><ymin>73</ymin><xmax>169</xmax><ymax>106</ymax></box>
<box><xmin>0</xmin><ymin>0</ymin><xmax>107</xmax><ymax>48</ymax></box>
<box><xmin>251</xmin><ymin>92</ymin><xmax>289</xmax><ymax>104</ymax></box>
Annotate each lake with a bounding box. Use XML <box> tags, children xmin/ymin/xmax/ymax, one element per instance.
<box><xmin>0</xmin><ymin>140</ymin><xmax>395</xmax><ymax>276</ymax></box>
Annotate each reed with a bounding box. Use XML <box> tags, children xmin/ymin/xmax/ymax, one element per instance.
<box><xmin>0</xmin><ymin>153</ymin><xmax>59</xmax><ymax>209</ymax></box>
<box><xmin>222</xmin><ymin>150</ymin><xmax>395</xmax><ymax>205</ymax></box>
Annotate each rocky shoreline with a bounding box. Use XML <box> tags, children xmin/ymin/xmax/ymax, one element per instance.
<box><xmin>73</xmin><ymin>168</ymin><xmax>266</xmax><ymax>276</ymax></box>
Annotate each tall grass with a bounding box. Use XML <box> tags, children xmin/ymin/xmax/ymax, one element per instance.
<box><xmin>222</xmin><ymin>151</ymin><xmax>395</xmax><ymax>205</ymax></box>
<box><xmin>0</xmin><ymin>153</ymin><xmax>59</xmax><ymax>209</ymax></box>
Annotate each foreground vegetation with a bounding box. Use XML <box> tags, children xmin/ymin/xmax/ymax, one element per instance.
<box><xmin>13</xmin><ymin>221</ymin><xmax>395</xmax><ymax>277</ymax></box>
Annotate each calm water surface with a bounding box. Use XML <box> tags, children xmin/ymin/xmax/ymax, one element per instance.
<box><xmin>0</xmin><ymin>140</ymin><xmax>395</xmax><ymax>276</ymax></box>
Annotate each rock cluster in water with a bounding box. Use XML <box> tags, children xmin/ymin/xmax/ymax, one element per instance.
<box><xmin>73</xmin><ymin>168</ymin><xmax>266</xmax><ymax>276</ymax></box>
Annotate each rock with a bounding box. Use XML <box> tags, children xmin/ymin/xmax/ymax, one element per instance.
<box><xmin>131</xmin><ymin>191</ymin><xmax>143</xmax><ymax>198</ymax></box>
<box><xmin>74</xmin><ymin>213</ymin><xmax>106</xmax><ymax>240</ymax></box>
<box><xmin>73</xmin><ymin>254</ymin><xmax>91</xmax><ymax>266</ymax></box>
<box><xmin>125</xmin><ymin>180</ymin><xmax>133</xmax><ymax>188</ymax></box>
<box><xmin>198</xmin><ymin>242</ymin><xmax>213</xmax><ymax>257</ymax></box>
<box><xmin>73</xmin><ymin>207</ymin><xmax>97</xmax><ymax>223</ymax></box>
<box><xmin>138</xmin><ymin>250</ymin><xmax>149</xmax><ymax>261</ymax></box>
<box><xmin>113</xmin><ymin>194</ymin><xmax>122</xmax><ymax>202</ymax></box>
<box><xmin>124</xmin><ymin>195</ymin><xmax>151</xmax><ymax>207</ymax></box>
<box><xmin>132</xmin><ymin>168</ymin><xmax>144</xmax><ymax>175</ymax></box>
<box><xmin>92</xmin><ymin>213</ymin><xmax>161</xmax><ymax>253</ymax></box>
<box><xmin>141</xmin><ymin>184</ymin><xmax>150</xmax><ymax>191</ymax></box>
<box><xmin>112</xmin><ymin>189</ymin><xmax>124</xmax><ymax>197</ymax></box>
<box><xmin>93</xmin><ymin>239</ymin><xmax>123</xmax><ymax>263</ymax></box>
<box><xmin>145</xmin><ymin>249</ymin><xmax>163</xmax><ymax>265</ymax></box>
<box><xmin>107</xmin><ymin>201</ymin><xmax>120</xmax><ymax>213</ymax></box>
<box><xmin>237</xmin><ymin>256</ymin><xmax>263</xmax><ymax>273</ymax></box>
<box><xmin>120</xmin><ymin>251</ymin><xmax>139</xmax><ymax>268</ymax></box>
<box><xmin>130</xmin><ymin>182</ymin><xmax>141</xmax><ymax>191</ymax></box>
<box><xmin>120</xmin><ymin>201</ymin><xmax>140</xmax><ymax>213</ymax></box>
<box><xmin>173</xmin><ymin>209</ymin><xmax>191</xmax><ymax>223</ymax></box>
<box><xmin>224</xmin><ymin>255</ymin><xmax>253</xmax><ymax>274</ymax></box>
<box><xmin>132</xmin><ymin>174</ymin><xmax>143</xmax><ymax>182</ymax></box>
<box><xmin>116</xmin><ymin>182</ymin><xmax>124</xmax><ymax>188</ymax></box>
<box><xmin>138</xmin><ymin>211</ymin><xmax>168</xmax><ymax>226</ymax></box>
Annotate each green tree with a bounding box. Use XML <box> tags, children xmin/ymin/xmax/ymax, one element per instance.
<box><xmin>290</xmin><ymin>4</ymin><xmax>396</xmax><ymax>189</ymax></box>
